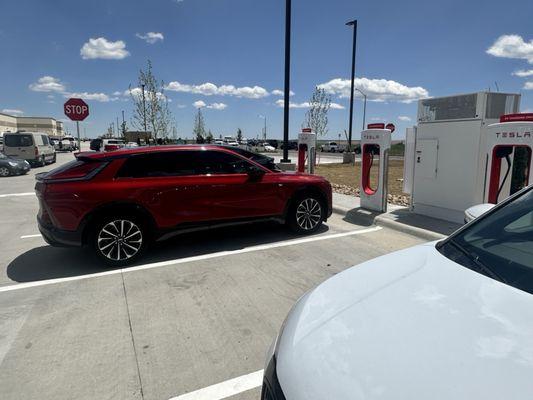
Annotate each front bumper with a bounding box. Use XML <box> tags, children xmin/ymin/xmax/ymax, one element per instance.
<box><xmin>38</xmin><ymin>217</ymin><xmax>83</xmax><ymax>247</ymax></box>
<box><xmin>261</xmin><ymin>356</ymin><xmax>286</xmax><ymax>400</ymax></box>
<box><xmin>9</xmin><ymin>162</ymin><xmax>30</xmax><ymax>174</ymax></box>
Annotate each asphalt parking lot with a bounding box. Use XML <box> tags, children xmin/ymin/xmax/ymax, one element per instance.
<box><xmin>0</xmin><ymin>150</ymin><xmax>425</xmax><ymax>400</ymax></box>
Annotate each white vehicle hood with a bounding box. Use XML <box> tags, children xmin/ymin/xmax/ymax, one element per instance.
<box><xmin>277</xmin><ymin>243</ymin><xmax>533</xmax><ymax>400</ymax></box>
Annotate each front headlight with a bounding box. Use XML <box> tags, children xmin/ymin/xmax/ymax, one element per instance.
<box><xmin>8</xmin><ymin>161</ymin><xmax>18</xmax><ymax>167</ymax></box>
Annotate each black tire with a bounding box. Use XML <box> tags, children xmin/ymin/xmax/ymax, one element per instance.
<box><xmin>52</xmin><ymin>153</ymin><xmax>57</xmax><ymax>163</ymax></box>
<box><xmin>0</xmin><ymin>166</ymin><xmax>11</xmax><ymax>177</ymax></box>
<box><xmin>90</xmin><ymin>215</ymin><xmax>148</xmax><ymax>267</ymax></box>
<box><xmin>287</xmin><ymin>194</ymin><xmax>325</xmax><ymax>234</ymax></box>
<box><xmin>39</xmin><ymin>156</ymin><xmax>46</xmax><ymax>167</ymax></box>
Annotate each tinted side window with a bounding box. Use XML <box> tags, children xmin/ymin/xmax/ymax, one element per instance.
<box><xmin>5</xmin><ymin>134</ymin><xmax>33</xmax><ymax>147</ymax></box>
<box><xmin>41</xmin><ymin>135</ymin><xmax>49</xmax><ymax>145</ymax></box>
<box><xmin>197</xmin><ymin>151</ymin><xmax>256</xmax><ymax>175</ymax></box>
<box><xmin>117</xmin><ymin>151</ymin><xmax>199</xmax><ymax>178</ymax></box>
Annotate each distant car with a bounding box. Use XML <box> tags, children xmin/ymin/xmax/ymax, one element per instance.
<box><xmin>103</xmin><ymin>139</ymin><xmax>125</xmax><ymax>152</ymax></box>
<box><xmin>125</xmin><ymin>142</ymin><xmax>139</xmax><ymax>148</ymax></box>
<box><xmin>262</xmin><ymin>143</ymin><xmax>276</xmax><ymax>152</ymax></box>
<box><xmin>227</xmin><ymin>141</ymin><xmax>240</xmax><ymax>147</ymax></box>
<box><xmin>214</xmin><ymin>139</ymin><xmax>225</xmax><ymax>145</ymax></box>
<box><xmin>3</xmin><ymin>131</ymin><xmax>56</xmax><ymax>166</ymax></box>
<box><xmin>280</xmin><ymin>141</ymin><xmax>298</xmax><ymax>151</ymax></box>
<box><xmin>320</xmin><ymin>141</ymin><xmax>344</xmax><ymax>152</ymax></box>
<box><xmin>0</xmin><ymin>152</ymin><xmax>31</xmax><ymax>177</ymax></box>
<box><xmin>263</xmin><ymin>183</ymin><xmax>533</xmax><ymax>400</ymax></box>
<box><xmin>36</xmin><ymin>145</ymin><xmax>332</xmax><ymax>266</ymax></box>
<box><xmin>57</xmin><ymin>138</ymin><xmax>76</xmax><ymax>152</ymax></box>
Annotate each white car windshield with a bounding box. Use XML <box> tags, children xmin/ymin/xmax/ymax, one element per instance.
<box><xmin>438</xmin><ymin>187</ymin><xmax>533</xmax><ymax>294</ymax></box>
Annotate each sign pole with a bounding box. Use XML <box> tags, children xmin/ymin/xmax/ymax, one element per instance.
<box><xmin>76</xmin><ymin>121</ymin><xmax>81</xmax><ymax>151</ymax></box>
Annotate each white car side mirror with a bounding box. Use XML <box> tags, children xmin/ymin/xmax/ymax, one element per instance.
<box><xmin>464</xmin><ymin>203</ymin><xmax>495</xmax><ymax>224</ymax></box>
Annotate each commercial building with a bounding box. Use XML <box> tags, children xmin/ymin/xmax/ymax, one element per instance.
<box><xmin>0</xmin><ymin>112</ymin><xmax>64</xmax><ymax>136</ymax></box>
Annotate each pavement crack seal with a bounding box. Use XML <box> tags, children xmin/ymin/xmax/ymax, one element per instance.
<box><xmin>121</xmin><ymin>271</ymin><xmax>145</xmax><ymax>400</ymax></box>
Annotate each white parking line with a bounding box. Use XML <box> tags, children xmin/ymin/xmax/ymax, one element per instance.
<box><xmin>168</xmin><ymin>369</ymin><xmax>264</xmax><ymax>400</ymax></box>
<box><xmin>0</xmin><ymin>192</ymin><xmax>35</xmax><ymax>198</ymax></box>
<box><xmin>0</xmin><ymin>226</ymin><xmax>381</xmax><ymax>293</ymax></box>
<box><xmin>20</xmin><ymin>234</ymin><xmax>42</xmax><ymax>239</ymax></box>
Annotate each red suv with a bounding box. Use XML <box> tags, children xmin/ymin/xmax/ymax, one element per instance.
<box><xmin>35</xmin><ymin>145</ymin><xmax>332</xmax><ymax>266</ymax></box>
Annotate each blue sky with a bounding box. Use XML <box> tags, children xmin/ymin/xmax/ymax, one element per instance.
<box><xmin>1</xmin><ymin>0</ymin><xmax>532</xmax><ymax>139</ymax></box>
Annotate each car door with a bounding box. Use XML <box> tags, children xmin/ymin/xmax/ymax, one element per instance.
<box><xmin>115</xmin><ymin>150</ymin><xmax>215</xmax><ymax>228</ymax></box>
<box><xmin>197</xmin><ymin>150</ymin><xmax>286</xmax><ymax>221</ymax></box>
<box><xmin>3</xmin><ymin>133</ymin><xmax>33</xmax><ymax>160</ymax></box>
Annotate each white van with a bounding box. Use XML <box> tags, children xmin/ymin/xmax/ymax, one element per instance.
<box><xmin>3</xmin><ymin>132</ymin><xmax>56</xmax><ymax>166</ymax></box>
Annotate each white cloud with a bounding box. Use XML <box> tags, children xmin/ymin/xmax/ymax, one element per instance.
<box><xmin>80</xmin><ymin>37</ymin><xmax>130</xmax><ymax>60</ymax></box>
<box><xmin>275</xmin><ymin>99</ymin><xmax>344</xmax><ymax>109</ymax></box>
<box><xmin>318</xmin><ymin>77</ymin><xmax>429</xmax><ymax>103</ymax></box>
<box><xmin>192</xmin><ymin>100</ymin><xmax>227</xmax><ymax>110</ymax></box>
<box><xmin>64</xmin><ymin>92</ymin><xmax>115</xmax><ymax>102</ymax></box>
<box><xmin>2</xmin><ymin>109</ymin><xmax>23</xmax><ymax>115</ymax></box>
<box><xmin>524</xmin><ymin>82</ymin><xmax>533</xmax><ymax>90</ymax></box>
<box><xmin>112</xmin><ymin>91</ymin><xmax>122</xmax><ymax>96</ymax></box>
<box><xmin>166</xmin><ymin>81</ymin><xmax>269</xmax><ymax>99</ymax></box>
<box><xmin>398</xmin><ymin>116</ymin><xmax>412</xmax><ymax>121</ymax></box>
<box><xmin>512</xmin><ymin>69</ymin><xmax>533</xmax><ymax>77</ymax></box>
<box><xmin>126</xmin><ymin>87</ymin><xmax>169</xmax><ymax>101</ymax></box>
<box><xmin>176</xmin><ymin>104</ymin><xmax>187</xmax><ymax>109</ymax></box>
<box><xmin>207</xmin><ymin>102</ymin><xmax>227</xmax><ymax>110</ymax></box>
<box><xmin>136</xmin><ymin>32</ymin><xmax>164</xmax><ymax>44</ymax></box>
<box><xmin>29</xmin><ymin>76</ymin><xmax>66</xmax><ymax>93</ymax></box>
<box><xmin>271</xmin><ymin>89</ymin><xmax>295</xmax><ymax>96</ymax></box>
<box><xmin>487</xmin><ymin>35</ymin><xmax>533</xmax><ymax>64</ymax></box>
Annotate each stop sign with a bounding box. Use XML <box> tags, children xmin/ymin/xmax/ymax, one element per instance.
<box><xmin>385</xmin><ymin>123</ymin><xmax>395</xmax><ymax>133</ymax></box>
<box><xmin>64</xmin><ymin>98</ymin><xmax>89</xmax><ymax>121</ymax></box>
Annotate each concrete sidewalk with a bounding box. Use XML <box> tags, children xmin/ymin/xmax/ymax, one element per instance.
<box><xmin>332</xmin><ymin>193</ymin><xmax>462</xmax><ymax>241</ymax></box>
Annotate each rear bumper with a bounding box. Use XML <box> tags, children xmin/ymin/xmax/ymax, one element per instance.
<box><xmin>38</xmin><ymin>217</ymin><xmax>83</xmax><ymax>247</ymax></box>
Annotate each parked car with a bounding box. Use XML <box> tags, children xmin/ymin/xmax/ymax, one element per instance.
<box><xmin>227</xmin><ymin>141</ymin><xmax>240</xmax><ymax>147</ymax></box>
<box><xmin>262</xmin><ymin>143</ymin><xmax>276</xmax><ymax>152</ymax></box>
<box><xmin>320</xmin><ymin>141</ymin><xmax>344</xmax><ymax>152</ymax></box>
<box><xmin>214</xmin><ymin>139</ymin><xmax>225</xmax><ymax>145</ymax></box>
<box><xmin>56</xmin><ymin>138</ymin><xmax>76</xmax><ymax>152</ymax></box>
<box><xmin>280</xmin><ymin>140</ymin><xmax>298</xmax><ymax>151</ymax></box>
<box><xmin>103</xmin><ymin>139</ymin><xmax>125</xmax><ymax>152</ymax></box>
<box><xmin>0</xmin><ymin>153</ymin><xmax>31</xmax><ymax>177</ymax></box>
<box><xmin>263</xmin><ymin>183</ymin><xmax>533</xmax><ymax>400</ymax></box>
<box><xmin>3</xmin><ymin>131</ymin><xmax>56</xmax><ymax>166</ymax></box>
<box><xmin>36</xmin><ymin>145</ymin><xmax>332</xmax><ymax>266</ymax></box>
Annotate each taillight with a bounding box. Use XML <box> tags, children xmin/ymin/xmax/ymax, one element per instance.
<box><xmin>41</xmin><ymin>159</ymin><xmax>106</xmax><ymax>182</ymax></box>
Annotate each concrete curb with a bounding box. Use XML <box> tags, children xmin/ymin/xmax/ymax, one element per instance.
<box><xmin>331</xmin><ymin>205</ymin><xmax>446</xmax><ymax>241</ymax></box>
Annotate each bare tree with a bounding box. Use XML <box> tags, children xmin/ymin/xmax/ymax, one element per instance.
<box><xmin>236</xmin><ymin>128</ymin><xmax>243</xmax><ymax>143</ymax></box>
<box><xmin>130</xmin><ymin>60</ymin><xmax>173</xmax><ymax>141</ymax></box>
<box><xmin>206</xmin><ymin>130</ymin><xmax>214</xmax><ymax>144</ymax></box>
<box><xmin>193</xmin><ymin>107</ymin><xmax>206</xmax><ymax>143</ymax></box>
<box><xmin>303</xmin><ymin>87</ymin><xmax>331</xmax><ymax>136</ymax></box>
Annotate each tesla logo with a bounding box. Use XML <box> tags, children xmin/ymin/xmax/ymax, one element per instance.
<box><xmin>362</xmin><ymin>134</ymin><xmax>380</xmax><ymax>140</ymax></box>
<box><xmin>495</xmin><ymin>131</ymin><xmax>531</xmax><ymax>138</ymax></box>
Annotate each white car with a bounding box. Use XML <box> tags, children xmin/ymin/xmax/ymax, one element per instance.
<box><xmin>227</xmin><ymin>141</ymin><xmax>240</xmax><ymax>147</ymax></box>
<box><xmin>262</xmin><ymin>143</ymin><xmax>276</xmax><ymax>152</ymax></box>
<box><xmin>263</xmin><ymin>184</ymin><xmax>533</xmax><ymax>400</ymax></box>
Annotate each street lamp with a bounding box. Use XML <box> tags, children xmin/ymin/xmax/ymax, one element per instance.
<box><xmin>258</xmin><ymin>115</ymin><xmax>267</xmax><ymax>141</ymax></box>
<box><xmin>354</xmin><ymin>88</ymin><xmax>367</xmax><ymax>131</ymax></box>
<box><xmin>346</xmin><ymin>19</ymin><xmax>357</xmax><ymax>151</ymax></box>
<box><xmin>281</xmin><ymin>0</ymin><xmax>292</xmax><ymax>163</ymax></box>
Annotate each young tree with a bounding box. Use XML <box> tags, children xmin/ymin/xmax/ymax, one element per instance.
<box><xmin>302</xmin><ymin>87</ymin><xmax>331</xmax><ymax>137</ymax></box>
<box><xmin>193</xmin><ymin>107</ymin><xmax>206</xmax><ymax>143</ymax></box>
<box><xmin>236</xmin><ymin>128</ymin><xmax>243</xmax><ymax>143</ymax></box>
<box><xmin>206</xmin><ymin>130</ymin><xmax>214</xmax><ymax>144</ymax></box>
<box><xmin>130</xmin><ymin>60</ymin><xmax>173</xmax><ymax>141</ymax></box>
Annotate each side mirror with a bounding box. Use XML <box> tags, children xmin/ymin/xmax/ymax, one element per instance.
<box><xmin>464</xmin><ymin>203</ymin><xmax>495</xmax><ymax>224</ymax></box>
<box><xmin>247</xmin><ymin>167</ymin><xmax>265</xmax><ymax>181</ymax></box>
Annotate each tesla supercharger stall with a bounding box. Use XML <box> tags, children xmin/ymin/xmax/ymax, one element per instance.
<box><xmin>297</xmin><ymin>128</ymin><xmax>316</xmax><ymax>174</ymax></box>
<box><xmin>485</xmin><ymin>114</ymin><xmax>533</xmax><ymax>203</ymax></box>
<box><xmin>360</xmin><ymin>123</ymin><xmax>392</xmax><ymax>212</ymax></box>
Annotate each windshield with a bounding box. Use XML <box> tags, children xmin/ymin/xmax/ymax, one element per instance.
<box><xmin>438</xmin><ymin>187</ymin><xmax>533</xmax><ymax>294</ymax></box>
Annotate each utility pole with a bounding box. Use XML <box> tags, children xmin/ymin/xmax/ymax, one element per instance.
<box><xmin>121</xmin><ymin>110</ymin><xmax>126</xmax><ymax>135</ymax></box>
<box><xmin>117</xmin><ymin>116</ymin><xmax>120</xmax><ymax>138</ymax></box>
<box><xmin>141</xmin><ymin>84</ymin><xmax>147</xmax><ymax>133</ymax></box>
<box><xmin>346</xmin><ymin>19</ymin><xmax>357</xmax><ymax>151</ymax></box>
<box><xmin>281</xmin><ymin>0</ymin><xmax>292</xmax><ymax>163</ymax></box>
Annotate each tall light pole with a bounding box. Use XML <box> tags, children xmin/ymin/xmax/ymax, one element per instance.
<box><xmin>121</xmin><ymin>110</ymin><xmax>126</xmax><ymax>135</ymax></box>
<box><xmin>141</xmin><ymin>84</ymin><xmax>147</xmax><ymax>133</ymax></box>
<box><xmin>259</xmin><ymin>115</ymin><xmax>267</xmax><ymax>141</ymax></box>
<box><xmin>346</xmin><ymin>19</ymin><xmax>357</xmax><ymax>151</ymax></box>
<box><xmin>281</xmin><ymin>0</ymin><xmax>292</xmax><ymax>163</ymax></box>
<box><xmin>355</xmin><ymin>88</ymin><xmax>367</xmax><ymax>131</ymax></box>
